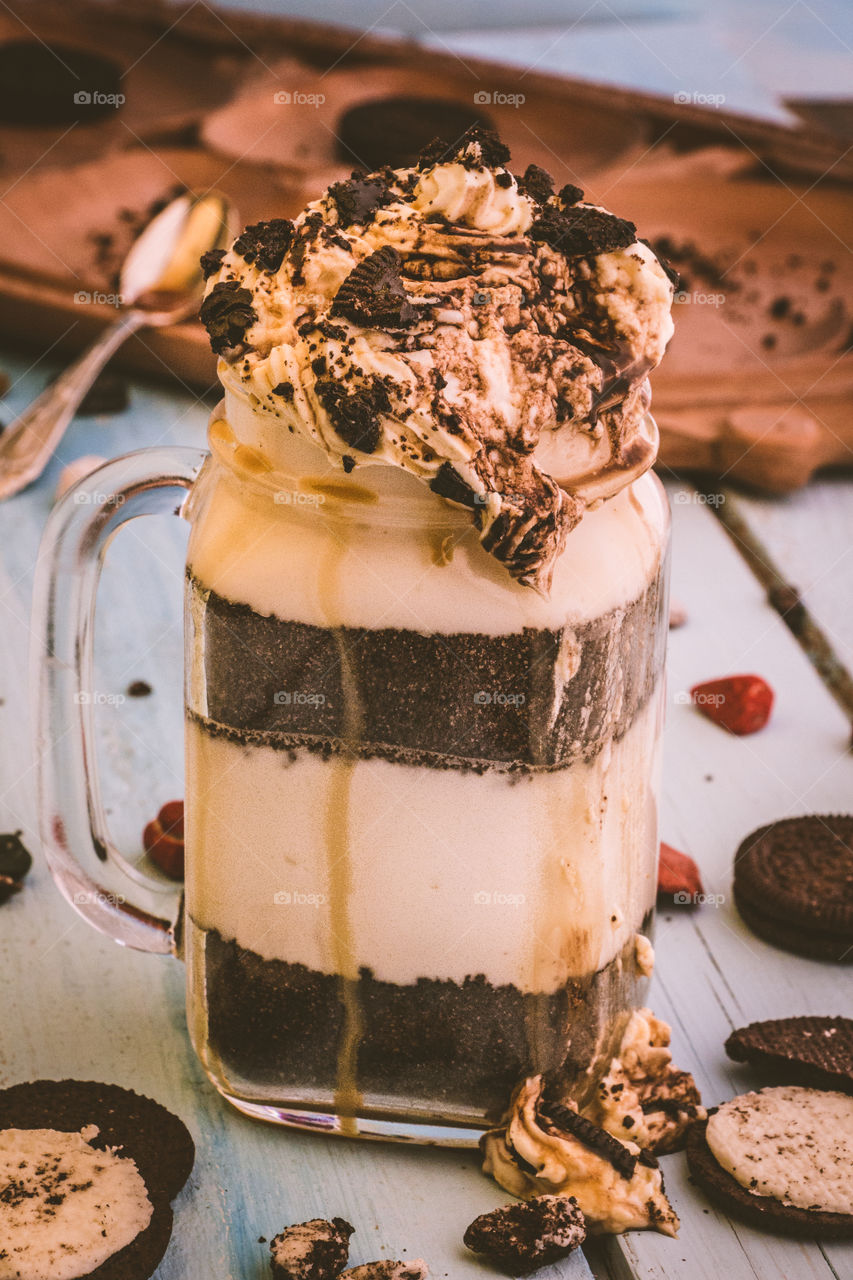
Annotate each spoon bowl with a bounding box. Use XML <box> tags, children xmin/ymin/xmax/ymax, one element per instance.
<box><xmin>0</xmin><ymin>189</ymin><xmax>234</xmax><ymax>501</ymax></box>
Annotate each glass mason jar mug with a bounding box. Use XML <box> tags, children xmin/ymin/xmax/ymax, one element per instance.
<box><xmin>32</xmin><ymin>397</ymin><xmax>670</xmax><ymax>1144</ymax></box>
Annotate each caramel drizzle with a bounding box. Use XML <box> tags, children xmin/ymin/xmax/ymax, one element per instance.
<box><xmin>317</xmin><ymin>534</ymin><xmax>365</xmax><ymax>1136</ymax></box>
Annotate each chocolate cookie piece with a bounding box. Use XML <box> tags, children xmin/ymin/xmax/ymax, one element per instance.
<box><xmin>337</xmin><ymin>98</ymin><xmax>493</xmax><ymax>170</ymax></box>
<box><xmin>733</xmin><ymin>816</ymin><xmax>853</xmax><ymax>962</ymax></box>
<box><xmin>529</xmin><ymin>206</ymin><xmax>637</xmax><ymax>257</ymax></box>
<box><xmin>0</xmin><ymin>41</ymin><xmax>123</xmax><ymax>126</ymax></box>
<box><xmin>0</xmin><ymin>1079</ymin><xmax>195</xmax><ymax>1280</ymax></box>
<box><xmin>725</xmin><ymin>1016</ymin><xmax>853</xmax><ymax>1093</ymax></box>
<box><xmin>269</xmin><ymin>1218</ymin><xmax>354</xmax><ymax>1280</ymax></box>
<box><xmin>464</xmin><ymin>1195</ymin><xmax>586</xmax><ymax>1276</ymax></box>
<box><xmin>327</xmin><ymin>177</ymin><xmax>393</xmax><ymax>228</ymax></box>
<box><xmin>418</xmin><ymin>123</ymin><xmax>510</xmax><ymax>171</ymax></box>
<box><xmin>687</xmin><ymin>1113</ymin><xmax>853</xmax><ymax>1238</ymax></box>
<box><xmin>200</xmin><ymin>247</ymin><xmax>226</xmax><ymax>279</ymax></box>
<box><xmin>200</xmin><ymin>281</ymin><xmax>258</xmax><ymax>354</ymax></box>
<box><xmin>314</xmin><ymin>378</ymin><xmax>390</xmax><ymax>454</ymax></box>
<box><xmin>330</xmin><ymin>247</ymin><xmax>416</xmax><ymax>329</ymax></box>
<box><xmin>538</xmin><ymin>1100</ymin><xmax>641</xmax><ymax>1180</ymax></box>
<box><xmin>233</xmin><ymin>219</ymin><xmax>294</xmax><ymax>273</ymax></box>
<box><xmin>342</xmin><ymin>1263</ymin><xmax>428</xmax><ymax>1279</ymax></box>
<box><xmin>516</xmin><ymin>165</ymin><xmax>554</xmax><ymax>205</ymax></box>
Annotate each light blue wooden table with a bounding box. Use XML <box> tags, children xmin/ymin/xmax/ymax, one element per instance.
<box><xmin>1</xmin><ymin>335</ymin><xmax>852</xmax><ymax>1280</ymax></box>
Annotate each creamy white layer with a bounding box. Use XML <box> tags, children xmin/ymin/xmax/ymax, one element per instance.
<box><xmin>184</xmin><ymin>396</ymin><xmax>668</xmax><ymax>638</ymax></box>
<box><xmin>185</xmin><ymin>689</ymin><xmax>661</xmax><ymax>989</ymax></box>
<box><xmin>0</xmin><ymin>1127</ymin><xmax>152</xmax><ymax>1280</ymax></box>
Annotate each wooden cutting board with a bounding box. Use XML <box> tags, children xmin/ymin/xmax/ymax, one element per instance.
<box><xmin>0</xmin><ymin>0</ymin><xmax>851</xmax><ymax>491</ymax></box>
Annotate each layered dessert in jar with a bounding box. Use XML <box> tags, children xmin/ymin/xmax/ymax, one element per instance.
<box><xmin>187</xmin><ymin>127</ymin><xmax>677</xmax><ymax>1140</ymax></box>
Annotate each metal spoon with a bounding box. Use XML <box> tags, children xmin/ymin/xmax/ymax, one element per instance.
<box><xmin>0</xmin><ymin>190</ymin><xmax>232</xmax><ymax>500</ymax></box>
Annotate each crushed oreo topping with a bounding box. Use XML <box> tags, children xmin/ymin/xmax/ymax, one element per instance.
<box><xmin>518</xmin><ymin>164</ymin><xmax>554</xmax><ymax>205</ymax></box>
<box><xmin>315</xmin><ymin>378</ymin><xmax>391</xmax><ymax>454</ymax></box>
<box><xmin>558</xmin><ymin>183</ymin><xmax>584</xmax><ymax>207</ymax></box>
<box><xmin>530</xmin><ymin>206</ymin><xmax>636</xmax><ymax>256</ymax></box>
<box><xmin>417</xmin><ymin>124</ymin><xmax>511</xmax><ymax>171</ymax></box>
<box><xmin>330</xmin><ymin>246</ymin><xmax>416</xmax><ymax>329</ymax></box>
<box><xmin>200</xmin><ymin>282</ymin><xmax>257</xmax><ymax>354</ymax></box>
<box><xmin>233</xmin><ymin>219</ymin><xmax>294</xmax><ymax>273</ymax></box>
<box><xmin>269</xmin><ymin>1217</ymin><xmax>354</xmax><ymax>1280</ymax></box>
<box><xmin>538</xmin><ymin>1100</ymin><xmax>638</xmax><ymax>1181</ymax></box>
<box><xmin>328</xmin><ymin>176</ymin><xmax>393</xmax><ymax>227</ymax></box>
<box><xmin>200</xmin><ymin>247</ymin><xmax>226</xmax><ymax>279</ymax></box>
<box><xmin>289</xmin><ymin>212</ymin><xmax>323</xmax><ymax>285</ymax></box>
<box><xmin>464</xmin><ymin>1194</ymin><xmax>586</xmax><ymax>1276</ymax></box>
<box><xmin>271</xmin><ymin>381</ymin><xmax>295</xmax><ymax>401</ymax></box>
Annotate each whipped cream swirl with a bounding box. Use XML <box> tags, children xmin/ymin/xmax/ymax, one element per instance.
<box><xmin>201</xmin><ymin>127</ymin><xmax>675</xmax><ymax>591</ymax></box>
<box><xmin>481</xmin><ymin>1075</ymin><xmax>679</xmax><ymax>1237</ymax></box>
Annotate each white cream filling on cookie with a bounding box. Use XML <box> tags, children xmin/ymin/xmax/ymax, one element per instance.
<box><xmin>706</xmin><ymin>1086</ymin><xmax>853</xmax><ymax>1216</ymax></box>
<box><xmin>0</xmin><ymin>1126</ymin><xmax>153</xmax><ymax>1280</ymax></box>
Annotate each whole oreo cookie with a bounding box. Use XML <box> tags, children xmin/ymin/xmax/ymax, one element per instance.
<box><xmin>725</xmin><ymin>1016</ymin><xmax>853</xmax><ymax>1094</ymax></box>
<box><xmin>687</xmin><ymin>1101</ymin><xmax>853</xmax><ymax>1238</ymax></box>
<box><xmin>733</xmin><ymin>815</ymin><xmax>853</xmax><ymax>962</ymax></box>
<box><xmin>0</xmin><ymin>1079</ymin><xmax>195</xmax><ymax>1280</ymax></box>
<box><xmin>336</xmin><ymin>97</ymin><xmax>493</xmax><ymax>170</ymax></box>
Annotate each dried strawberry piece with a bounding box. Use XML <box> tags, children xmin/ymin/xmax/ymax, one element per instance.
<box><xmin>658</xmin><ymin>841</ymin><xmax>704</xmax><ymax>905</ymax></box>
<box><xmin>690</xmin><ymin>674</ymin><xmax>774</xmax><ymax>736</ymax></box>
<box><xmin>144</xmin><ymin>800</ymin><xmax>185</xmax><ymax>881</ymax></box>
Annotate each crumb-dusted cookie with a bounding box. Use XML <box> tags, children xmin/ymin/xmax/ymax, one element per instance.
<box><xmin>269</xmin><ymin>1217</ymin><xmax>354</xmax><ymax>1280</ymax></box>
<box><xmin>733</xmin><ymin>815</ymin><xmax>853</xmax><ymax>962</ymax></box>
<box><xmin>464</xmin><ymin>1194</ymin><xmax>586</xmax><ymax>1275</ymax></box>
<box><xmin>725</xmin><ymin>1016</ymin><xmax>853</xmax><ymax>1094</ymax></box>
<box><xmin>341</xmin><ymin>1262</ymin><xmax>429</xmax><ymax>1279</ymax></box>
<box><xmin>687</xmin><ymin>1088</ymin><xmax>853</xmax><ymax>1238</ymax></box>
<box><xmin>0</xmin><ymin>1079</ymin><xmax>195</xmax><ymax>1280</ymax></box>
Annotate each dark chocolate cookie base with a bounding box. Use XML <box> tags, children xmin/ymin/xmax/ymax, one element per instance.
<box><xmin>187</xmin><ymin>568</ymin><xmax>666</xmax><ymax>773</ymax></box>
<box><xmin>197</xmin><ymin>923</ymin><xmax>651</xmax><ymax>1121</ymax></box>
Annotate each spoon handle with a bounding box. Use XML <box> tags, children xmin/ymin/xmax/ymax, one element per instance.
<box><xmin>0</xmin><ymin>308</ymin><xmax>148</xmax><ymax>500</ymax></box>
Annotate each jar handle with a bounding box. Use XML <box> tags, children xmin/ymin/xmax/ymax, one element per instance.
<box><xmin>31</xmin><ymin>447</ymin><xmax>207</xmax><ymax>955</ymax></box>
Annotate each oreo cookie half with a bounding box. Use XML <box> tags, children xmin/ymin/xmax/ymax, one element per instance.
<box><xmin>0</xmin><ymin>1079</ymin><xmax>195</xmax><ymax>1280</ymax></box>
<box><xmin>687</xmin><ymin>1091</ymin><xmax>853</xmax><ymax>1238</ymax></box>
<box><xmin>733</xmin><ymin>815</ymin><xmax>853</xmax><ymax>962</ymax></box>
<box><xmin>725</xmin><ymin>1016</ymin><xmax>853</xmax><ymax>1094</ymax></box>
